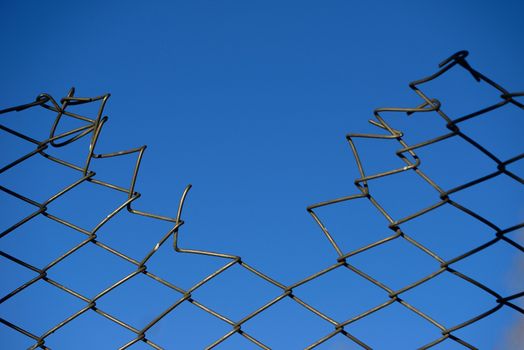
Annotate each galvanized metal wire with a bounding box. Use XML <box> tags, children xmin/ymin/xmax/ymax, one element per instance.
<box><xmin>1</xmin><ymin>50</ymin><xmax>523</xmax><ymax>349</ymax></box>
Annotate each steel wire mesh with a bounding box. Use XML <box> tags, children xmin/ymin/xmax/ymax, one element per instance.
<box><xmin>1</xmin><ymin>50</ymin><xmax>523</xmax><ymax>349</ymax></box>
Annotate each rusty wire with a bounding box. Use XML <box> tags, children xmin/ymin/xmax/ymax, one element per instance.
<box><xmin>1</xmin><ymin>50</ymin><xmax>523</xmax><ymax>349</ymax></box>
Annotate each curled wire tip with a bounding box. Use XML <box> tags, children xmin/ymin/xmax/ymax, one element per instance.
<box><xmin>175</xmin><ymin>184</ymin><xmax>192</xmax><ymax>222</ymax></box>
<box><xmin>439</xmin><ymin>50</ymin><xmax>469</xmax><ymax>68</ymax></box>
<box><xmin>438</xmin><ymin>50</ymin><xmax>481</xmax><ymax>83</ymax></box>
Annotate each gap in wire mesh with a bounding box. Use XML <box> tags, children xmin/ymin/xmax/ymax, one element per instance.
<box><xmin>302</xmin><ymin>132</ymin><xmax>362</xmax><ymax>199</ymax></box>
<box><xmin>1</xmin><ymin>51</ymin><xmax>522</xmax><ymax>349</ymax></box>
<box><xmin>292</xmin><ymin>264</ymin><xmax>386</xmax><ymax>322</ymax></box>
<box><xmin>177</xmin><ymin>196</ymin><xmax>337</xmax><ymax>287</ymax></box>
<box><xmin>241</xmin><ymin>296</ymin><xmax>335</xmax><ymax>349</ymax></box>
<box><xmin>168</xmin><ymin>197</ymin><xmax>243</xmax><ymax>256</ymax></box>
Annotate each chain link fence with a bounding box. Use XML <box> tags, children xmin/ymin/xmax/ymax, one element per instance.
<box><xmin>1</xmin><ymin>51</ymin><xmax>523</xmax><ymax>349</ymax></box>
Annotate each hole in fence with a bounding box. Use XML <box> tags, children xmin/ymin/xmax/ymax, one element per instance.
<box><xmin>1</xmin><ymin>54</ymin><xmax>522</xmax><ymax>349</ymax></box>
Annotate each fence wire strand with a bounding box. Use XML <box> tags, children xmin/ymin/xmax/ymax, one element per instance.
<box><xmin>1</xmin><ymin>50</ymin><xmax>523</xmax><ymax>349</ymax></box>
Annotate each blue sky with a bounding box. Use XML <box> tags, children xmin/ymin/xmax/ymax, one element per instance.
<box><xmin>1</xmin><ymin>1</ymin><xmax>523</xmax><ymax>349</ymax></box>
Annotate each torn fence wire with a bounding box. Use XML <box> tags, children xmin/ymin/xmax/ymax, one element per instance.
<box><xmin>1</xmin><ymin>50</ymin><xmax>523</xmax><ymax>349</ymax></box>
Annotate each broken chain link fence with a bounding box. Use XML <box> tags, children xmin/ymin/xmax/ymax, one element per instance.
<box><xmin>1</xmin><ymin>51</ymin><xmax>523</xmax><ymax>349</ymax></box>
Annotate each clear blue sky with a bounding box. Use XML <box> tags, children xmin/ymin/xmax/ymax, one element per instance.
<box><xmin>1</xmin><ymin>1</ymin><xmax>523</xmax><ymax>349</ymax></box>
